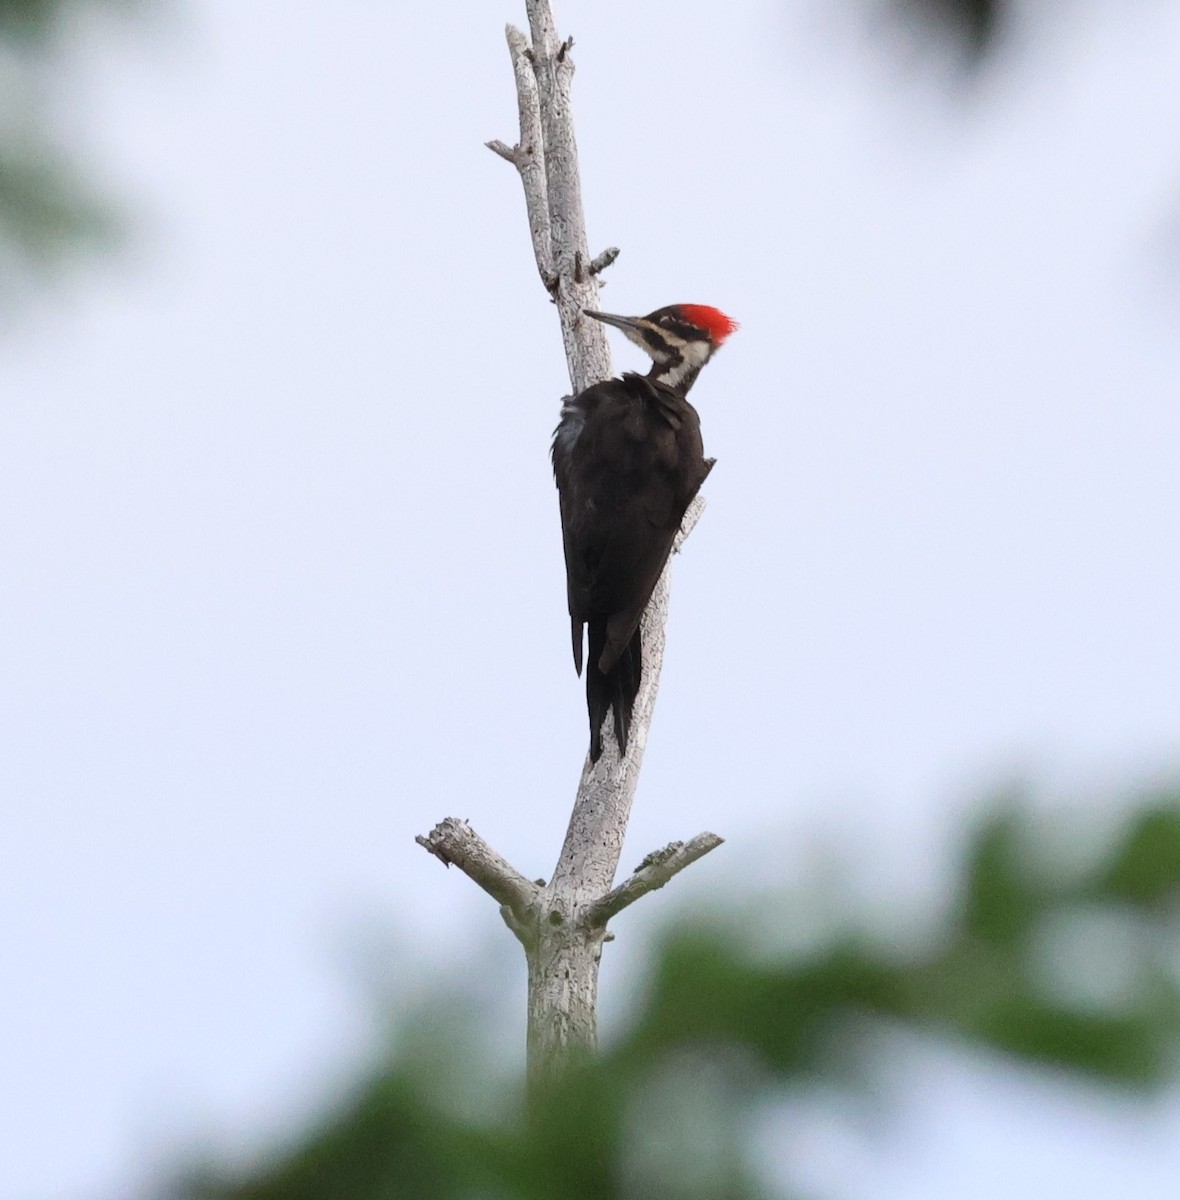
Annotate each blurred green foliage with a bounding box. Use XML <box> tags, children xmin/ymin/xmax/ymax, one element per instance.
<box><xmin>170</xmin><ymin>790</ymin><xmax>1180</xmax><ymax>1200</ymax></box>
<box><xmin>0</xmin><ymin>0</ymin><xmax>125</xmax><ymax>286</ymax></box>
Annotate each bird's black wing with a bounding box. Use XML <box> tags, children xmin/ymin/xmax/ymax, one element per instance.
<box><xmin>554</xmin><ymin>375</ymin><xmax>711</xmax><ymax>675</ymax></box>
<box><xmin>552</xmin><ymin>386</ymin><xmax>605</xmax><ymax>675</ymax></box>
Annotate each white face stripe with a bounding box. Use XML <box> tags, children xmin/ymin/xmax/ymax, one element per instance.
<box><xmin>681</xmin><ymin>338</ymin><xmax>713</xmax><ymax>367</ymax></box>
<box><xmin>659</xmin><ymin>337</ymin><xmax>713</xmax><ymax>385</ymax></box>
<box><xmin>621</xmin><ymin>321</ymin><xmax>664</xmax><ymax>356</ymax></box>
<box><xmin>659</xmin><ymin>354</ymin><xmax>702</xmax><ymax>389</ymax></box>
<box><xmin>621</xmin><ymin>320</ymin><xmax>707</xmax><ymax>360</ymax></box>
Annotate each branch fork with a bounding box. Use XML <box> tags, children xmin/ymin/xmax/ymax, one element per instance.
<box><xmin>417</xmin><ymin>817</ymin><xmax>722</xmax><ymax>943</ymax></box>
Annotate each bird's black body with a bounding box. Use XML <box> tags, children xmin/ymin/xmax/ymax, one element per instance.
<box><xmin>552</xmin><ymin>303</ymin><xmax>735</xmax><ymax>762</ymax></box>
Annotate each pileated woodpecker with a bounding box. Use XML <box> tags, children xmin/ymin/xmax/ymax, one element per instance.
<box><xmin>551</xmin><ymin>303</ymin><xmax>738</xmax><ymax>762</ymax></box>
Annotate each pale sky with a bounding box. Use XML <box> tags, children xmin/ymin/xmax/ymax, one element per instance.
<box><xmin>3</xmin><ymin>1</ymin><xmax>1180</xmax><ymax>1197</ymax></box>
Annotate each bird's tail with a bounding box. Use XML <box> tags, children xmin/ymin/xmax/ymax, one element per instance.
<box><xmin>586</xmin><ymin>619</ymin><xmax>642</xmax><ymax>762</ymax></box>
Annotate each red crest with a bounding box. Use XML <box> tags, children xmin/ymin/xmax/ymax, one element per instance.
<box><xmin>677</xmin><ymin>304</ymin><xmax>739</xmax><ymax>345</ymax></box>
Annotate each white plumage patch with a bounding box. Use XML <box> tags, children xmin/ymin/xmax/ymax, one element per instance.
<box><xmin>554</xmin><ymin>398</ymin><xmax>584</xmax><ymax>453</ymax></box>
<box><xmin>657</xmin><ymin>337</ymin><xmax>712</xmax><ymax>389</ymax></box>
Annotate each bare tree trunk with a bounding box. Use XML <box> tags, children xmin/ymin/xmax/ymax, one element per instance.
<box><xmin>417</xmin><ymin>0</ymin><xmax>722</xmax><ymax>1087</ymax></box>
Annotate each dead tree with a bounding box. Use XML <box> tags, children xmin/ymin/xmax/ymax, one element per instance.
<box><xmin>416</xmin><ymin>0</ymin><xmax>722</xmax><ymax>1084</ymax></box>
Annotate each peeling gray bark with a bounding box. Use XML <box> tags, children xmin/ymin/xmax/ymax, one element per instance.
<box><xmin>418</xmin><ymin>0</ymin><xmax>723</xmax><ymax>1087</ymax></box>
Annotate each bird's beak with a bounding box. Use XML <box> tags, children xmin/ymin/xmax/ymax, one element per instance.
<box><xmin>583</xmin><ymin>309</ymin><xmax>645</xmax><ymax>336</ymax></box>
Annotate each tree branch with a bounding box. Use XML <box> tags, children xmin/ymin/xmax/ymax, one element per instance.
<box><xmin>485</xmin><ymin>139</ymin><xmax>518</xmax><ymax>164</ymax></box>
<box><xmin>494</xmin><ymin>25</ymin><xmax>555</xmax><ymax>290</ymax></box>
<box><xmin>588</xmin><ymin>246</ymin><xmax>620</xmax><ymax>276</ymax></box>
<box><xmin>583</xmin><ymin>833</ymin><xmax>725</xmax><ymax>928</ymax></box>
<box><xmin>416</xmin><ymin>818</ymin><xmax>541</xmax><ymax>931</ymax></box>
